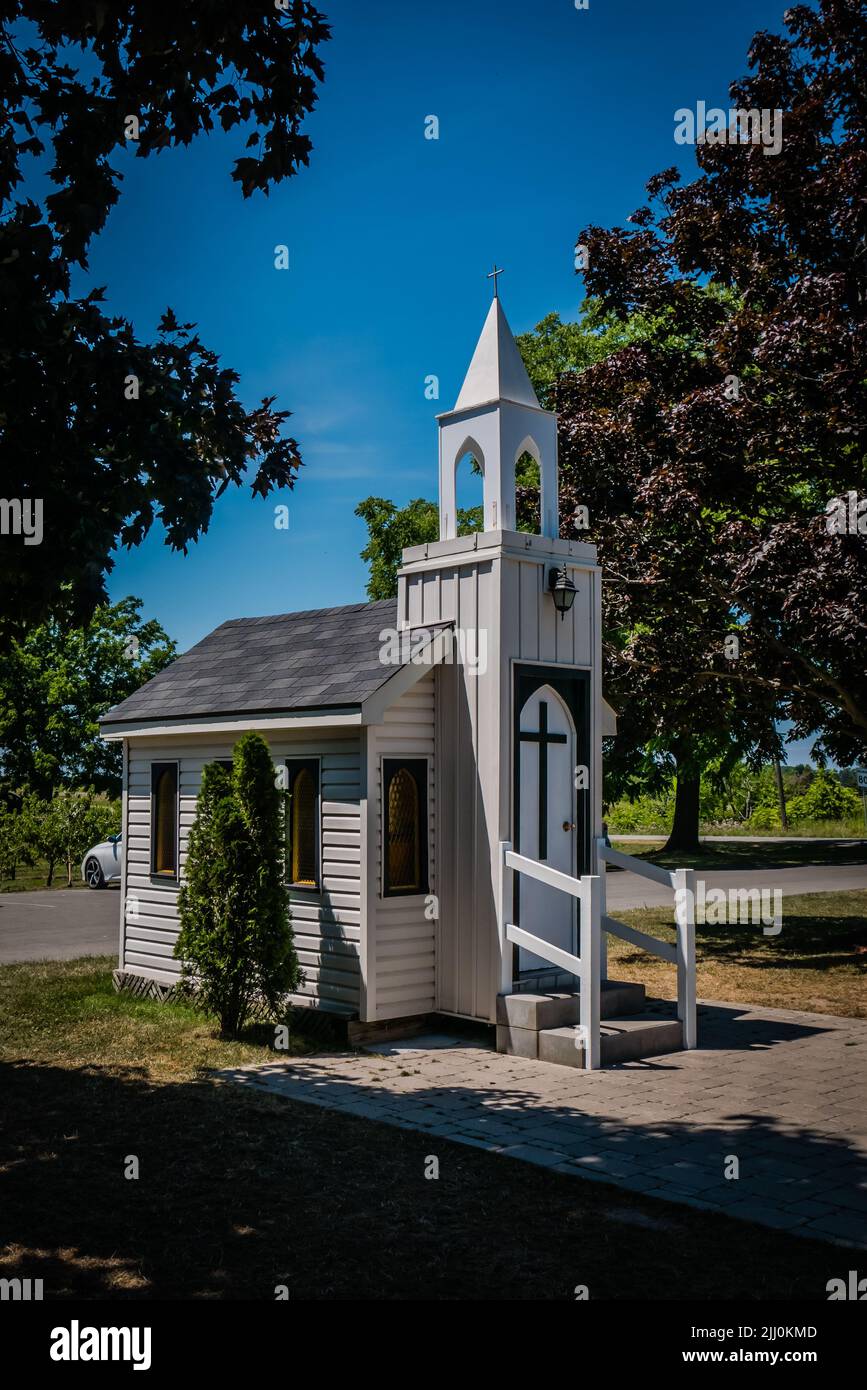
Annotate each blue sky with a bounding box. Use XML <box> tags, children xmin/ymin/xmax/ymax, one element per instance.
<box><xmin>67</xmin><ymin>0</ymin><xmax>815</xmax><ymax>759</ymax></box>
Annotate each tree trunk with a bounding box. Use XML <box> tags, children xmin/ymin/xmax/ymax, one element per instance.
<box><xmin>773</xmin><ymin>754</ymin><xmax>789</xmax><ymax>831</ymax></box>
<box><xmin>665</xmin><ymin>768</ymin><xmax>702</xmax><ymax>852</ymax></box>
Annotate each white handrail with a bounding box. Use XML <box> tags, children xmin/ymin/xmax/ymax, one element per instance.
<box><xmin>504</xmin><ymin>848</ymin><xmax>583</xmax><ymax>899</ymax></box>
<box><xmin>599</xmin><ymin>841</ymin><xmax>675</xmax><ymax>888</ymax></box>
<box><xmin>602</xmin><ymin>912</ymin><xmax>677</xmax><ymax>964</ymax></box>
<box><xmin>505</xmin><ymin>923</ymin><xmax>582</xmax><ymax>977</ymax></box>
<box><xmin>673</xmin><ymin>867</ymin><xmax>697</xmax><ymax>1049</ymax></box>
<box><xmin>597</xmin><ymin>836</ymin><xmax>696</xmax><ymax>1051</ymax></box>
<box><xmin>499</xmin><ymin>840</ymin><xmax>601</xmax><ymax>1070</ymax></box>
<box><xmin>580</xmin><ymin>875</ymin><xmax>601</xmax><ymax>1069</ymax></box>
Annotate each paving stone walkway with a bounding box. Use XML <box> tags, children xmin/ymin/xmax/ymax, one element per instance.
<box><xmin>219</xmin><ymin>997</ymin><xmax>867</xmax><ymax>1248</ymax></box>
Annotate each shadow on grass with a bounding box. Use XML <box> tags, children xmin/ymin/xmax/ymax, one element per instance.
<box><xmin>616</xmin><ymin>901</ymin><xmax>867</xmax><ymax>976</ymax></box>
<box><xmin>621</xmin><ymin>840</ymin><xmax>867</xmax><ymax>872</ymax></box>
<box><xmin>0</xmin><ymin>1050</ymin><xmax>861</xmax><ymax>1300</ymax></box>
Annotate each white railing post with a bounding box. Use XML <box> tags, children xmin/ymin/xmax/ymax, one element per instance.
<box><xmin>579</xmin><ymin>875</ymin><xmax>601</xmax><ymax>1070</ymax></box>
<box><xmin>498</xmin><ymin>841</ymin><xmax>514</xmax><ymax>995</ymax></box>
<box><xmin>674</xmin><ymin>867</ymin><xmax>697</xmax><ymax>1049</ymax></box>
<box><xmin>595</xmin><ymin>835</ymin><xmax>608</xmax><ymax>982</ymax></box>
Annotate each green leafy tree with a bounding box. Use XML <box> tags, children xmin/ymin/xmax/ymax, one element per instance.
<box><xmin>557</xmin><ymin>0</ymin><xmax>867</xmax><ymax>848</ymax></box>
<box><xmin>515</xmin><ymin>307</ymin><xmax>633</xmax><ymax>409</ymax></box>
<box><xmin>355</xmin><ymin>497</ymin><xmax>483</xmax><ymax>601</ymax></box>
<box><xmin>175</xmin><ymin>733</ymin><xmax>299</xmax><ymax>1036</ymax></box>
<box><xmin>49</xmin><ymin>788</ymin><xmax>119</xmax><ymax>887</ymax></box>
<box><xmin>787</xmin><ymin>770</ymin><xmax>860</xmax><ymax>825</ymax></box>
<box><xmin>0</xmin><ymin>1</ymin><xmax>329</xmax><ymax>649</ymax></box>
<box><xmin>19</xmin><ymin>793</ymin><xmax>62</xmax><ymax>886</ymax></box>
<box><xmin>0</xmin><ymin>796</ymin><xmax>33</xmax><ymax>880</ymax></box>
<box><xmin>17</xmin><ymin>788</ymin><xmax>115</xmax><ymax>885</ymax></box>
<box><xmin>0</xmin><ymin>597</ymin><xmax>175</xmax><ymax>797</ymax></box>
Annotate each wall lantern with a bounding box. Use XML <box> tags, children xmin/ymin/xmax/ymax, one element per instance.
<box><xmin>548</xmin><ymin>565</ymin><xmax>577</xmax><ymax>620</ymax></box>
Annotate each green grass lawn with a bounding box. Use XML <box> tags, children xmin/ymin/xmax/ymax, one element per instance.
<box><xmin>611</xmin><ymin>890</ymin><xmax>867</xmax><ymax>1018</ymax></box>
<box><xmin>610</xmin><ymin>836</ymin><xmax>867</xmax><ymax>871</ymax></box>
<box><xmin>0</xmin><ymin>956</ymin><xmax>851</xmax><ymax>1300</ymax></box>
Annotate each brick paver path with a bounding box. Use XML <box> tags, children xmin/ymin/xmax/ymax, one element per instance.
<box><xmin>219</xmin><ymin>998</ymin><xmax>867</xmax><ymax>1248</ymax></box>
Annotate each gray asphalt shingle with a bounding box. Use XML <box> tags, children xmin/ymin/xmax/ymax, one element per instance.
<box><xmin>100</xmin><ymin>598</ymin><xmax>417</xmax><ymax>726</ymax></box>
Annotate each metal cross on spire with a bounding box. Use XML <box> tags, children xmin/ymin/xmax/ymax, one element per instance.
<box><xmin>487</xmin><ymin>263</ymin><xmax>505</xmax><ymax>299</ymax></box>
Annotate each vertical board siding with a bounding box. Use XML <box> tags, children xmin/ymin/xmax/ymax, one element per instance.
<box><xmin>409</xmin><ymin>561</ymin><xmax>498</xmax><ymax>1022</ymax></box>
<box><xmin>402</xmin><ymin>547</ymin><xmax>596</xmax><ymax>1024</ymax></box>
<box><xmin>368</xmin><ymin>674</ymin><xmax>437</xmax><ymax>1020</ymax></box>
<box><xmin>123</xmin><ymin>734</ymin><xmax>362</xmax><ymax>1010</ymax></box>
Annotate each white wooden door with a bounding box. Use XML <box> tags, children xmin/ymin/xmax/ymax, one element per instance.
<box><xmin>517</xmin><ymin>686</ymin><xmax>577</xmax><ymax>971</ymax></box>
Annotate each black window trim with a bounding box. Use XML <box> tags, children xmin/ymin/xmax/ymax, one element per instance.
<box><xmin>382</xmin><ymin>756</ymin><xmax>430</xmax><ymax>899</ymax></box>
<box><xmin>285</xmin><ymin>756</ymin><xmax>321</xmax><ymax>893</ymax></box>
<box><xmin>150</xmin><ymin>760</ymin><xmax>179</xmax><ymax>881</ymax></box>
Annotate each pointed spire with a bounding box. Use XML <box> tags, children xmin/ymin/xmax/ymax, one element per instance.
<box><xmin>453</xmin><ymin>298</ymin><xmax>541</xmax><ymax>412</ymax></box>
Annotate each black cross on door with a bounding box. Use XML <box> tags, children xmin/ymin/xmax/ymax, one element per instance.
<box><xmin>519</xmin><ymin>700</ymin><xmax>567</xmax><ymax>860</ymax></box>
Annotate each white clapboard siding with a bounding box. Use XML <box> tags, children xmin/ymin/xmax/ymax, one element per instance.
<box><xmin>121</xmin><ymin>733</ymin><xmax>362</xmax><ymax>1009</ymax></box>
<box><xmin>368</xmin><ymin>675</ymin><xmax>437</xmax><ymax>1020</ymax></box>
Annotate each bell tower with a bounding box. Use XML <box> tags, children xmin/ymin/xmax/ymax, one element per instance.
<box><xmin>437</xmin><ymin>291</ymin><xmax>560</xmax><ymax>540</ymax></box>
<box><xmin>396</xmin><ymin>273</ymin><xmax>604</xmax><ymax>1026</ymax></box>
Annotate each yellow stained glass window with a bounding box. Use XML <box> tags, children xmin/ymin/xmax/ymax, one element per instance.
<box><xmin>152</xmin><ymin>764</ymin><xmax>177</xmax><ymax>876</ymax></box>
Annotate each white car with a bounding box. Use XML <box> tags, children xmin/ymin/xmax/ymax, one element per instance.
<box><xmin>81</xmin><ymin>833</ymin><xmax>123</xmax><ymax>889</ymax></box>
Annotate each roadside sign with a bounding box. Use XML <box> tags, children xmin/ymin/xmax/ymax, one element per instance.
<box><xmin>858</xmin><ymin>770</ymin><xmax>867</xmax><ymax>790</ymax></box>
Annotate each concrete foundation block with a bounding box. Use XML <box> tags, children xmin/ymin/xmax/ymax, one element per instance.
<box><xmin>496</xmin><ymin>1023</ymin><xmax>539</xmax><ymax>1059</ymax></box>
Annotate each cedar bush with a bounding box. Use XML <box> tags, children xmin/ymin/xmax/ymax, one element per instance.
<box><xmin>175</xmin><ymin>732</ymin><xmax>299</xmax><ymax>1036</ymax></box>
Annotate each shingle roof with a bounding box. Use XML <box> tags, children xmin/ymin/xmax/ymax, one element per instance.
<box><xmin>100</xmin><ymin>598</ymin><xmax>416</xmax><ymax>726</ymax></box>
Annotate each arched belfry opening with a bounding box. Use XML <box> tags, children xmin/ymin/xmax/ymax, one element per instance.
<box><xmin>454</xmin><ymin>439</ymin><xmax>485</xmax><ymax>535</ymax></box>
<box><xmin>437</xmin><ymin>295</ymin><xmax>559</xmax><ymax>541</ymax></box>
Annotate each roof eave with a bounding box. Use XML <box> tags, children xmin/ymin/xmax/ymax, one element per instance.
<box><xmin>100</xmin><ymin>707</ymin><xmax>363</xmax><ymax>742</ymax></box>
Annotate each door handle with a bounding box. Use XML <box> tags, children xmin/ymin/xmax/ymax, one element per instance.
<box><xmin>562</xmin><ymin>821</ymin><xmax>575</xmax><ymax>832</ymax></box>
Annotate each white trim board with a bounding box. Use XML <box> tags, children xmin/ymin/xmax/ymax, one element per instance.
<box><xmin>101</xmin><ymin>710</ymin><xmax>363</xmax><ymax>742</ymax></box>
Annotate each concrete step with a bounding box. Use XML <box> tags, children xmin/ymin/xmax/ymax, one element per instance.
<box><xmin>600</xmin><ymin>980</ymin><xmax>647</xmax><ymax>1019</ymax></box>
<box><xmin>539</xmin><ymin>1014</ymin><xmax>684</xmax><ymax>1069</ymax></box>
<box><xmin>497</xmin><ymin>979</ymin><xmax>646</xmax><ymax>1033</ymax></box>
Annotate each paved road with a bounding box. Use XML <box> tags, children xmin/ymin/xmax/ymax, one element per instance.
<box><xmin>1</xmin><ymin>865</ymin><xmax>865</xmax><ymax>963</ymax></box>
<box><xmin>606</xmin><ymin>863</ymin><xmax>867</xmax><ymax>911</ymax></box>
<box><xmin>0</xmin><ymin>889</ymin><xmax>119</xmax><ymax>963</ymax></box>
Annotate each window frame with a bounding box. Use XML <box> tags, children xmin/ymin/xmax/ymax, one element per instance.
<box><xmin>285</xmin><ymin>756</ymin><xmax>321</xmax><ymax>893</ymax></box>
<box><xmin>150</xmin><ymin>761</ymin><xmax>179</xmax><ymax>881</ymax></box>
<box><xmin>382</xmin><ymin>757</ymin><xmax>430</xmax><ymax>899</ymax></box>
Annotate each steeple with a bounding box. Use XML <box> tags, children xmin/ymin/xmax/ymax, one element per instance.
<box><xmin>454</xmin><ymin>298</ymin><xmax>541</xmax><ymax>413</ymax></box>
<box><xmin>437</xmin><ymin>286</ymin><xmax>559</xmax><ymax>541</ymax></box>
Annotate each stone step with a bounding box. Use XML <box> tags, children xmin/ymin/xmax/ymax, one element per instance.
<box><xmin>539</xmin><ymin>1014</ymin><xmax>684</xmax><ymax>1069</ymax></box>
<box><xmin>497</xmin><ymin>979</ymin><xmax>646</xmax><ymax>1033</ymax></box>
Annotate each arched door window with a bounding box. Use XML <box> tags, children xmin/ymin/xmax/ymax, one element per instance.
<box><xmin>383</xmin><ymin>759</ymin><xmax>428</xmax><ymax>896</ymax></box>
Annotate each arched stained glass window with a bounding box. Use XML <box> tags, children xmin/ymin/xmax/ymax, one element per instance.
<box><xmin>287</xmin><ymin>760</ymin><xmax>319</xmax><ymax>888</ymax></box>
<box><xmin>383</xmin><ymin>759</ymin><xmax>428</xmax><ymax>896</ymax></box>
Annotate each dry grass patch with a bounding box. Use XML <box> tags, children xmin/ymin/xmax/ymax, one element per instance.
<box><xmin>609</xmin><ymin>890</ymin><xmax>867</xmax><ymax>1017</ymax></box>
